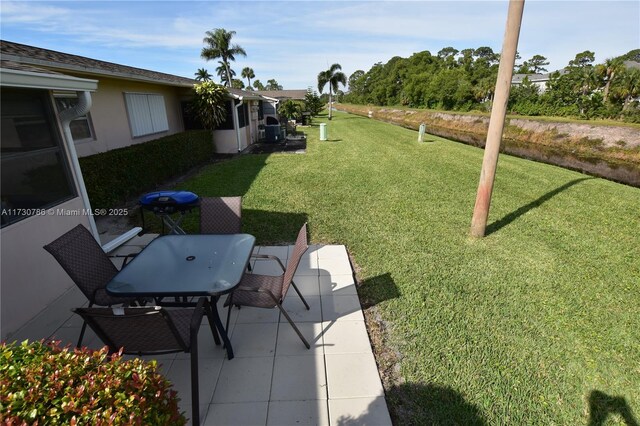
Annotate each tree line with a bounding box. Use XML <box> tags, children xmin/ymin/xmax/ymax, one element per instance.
<box><xmin>343</xmin><ymin>47</ymin><xmax>640</xmax><ymax>122</ymax></box>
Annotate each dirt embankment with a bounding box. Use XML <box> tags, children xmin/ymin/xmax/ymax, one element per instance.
<box><xmin>337</xmin><ymin>104</ymin><xmax>640</xmax><ymax>187</ymax></box>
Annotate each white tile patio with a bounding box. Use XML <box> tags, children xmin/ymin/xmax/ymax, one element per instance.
<box><xmin>8</xmin><ymin>236</ymin><xmax>391</xmax><ymax>426</ymax></box>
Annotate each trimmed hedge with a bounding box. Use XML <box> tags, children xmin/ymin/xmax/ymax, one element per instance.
<box><xmin>0</xmin><ymin>340</ymin><xmax>186</xmax><ymax>425</ymax></box>
<box><xmin>79</xmin><ymin>130</ymin><xmax>213</xmax><ymax>209</ymax></box>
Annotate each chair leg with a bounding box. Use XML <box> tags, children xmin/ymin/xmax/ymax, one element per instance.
<box><xmin>276</xmin><ymin>302</ymin><xmax>310</xmax><ymax>349</ymax></box>
<box><xmin>290</xmin><ymin>280</ymin><xmax>310</xmax><ymax>310</ymax></box>
<box><xmin>190</xmin><ymin>345</ymin><xmax>200</xmax><ymax>425</ymax></box>
<box><xmin>76</xmin><ymin>301</ymin><xmax>94</xmax><ymax>348</ymax></box>
<box><xmin>225</xmin><ymin>301</ymin><xmax>233</xmax><ymax>334</ymax></box>
<box><xmin>204</xmin><ymin>299</ymin><xmax>221</xmax><ymax>346</ymax></box>
<box><xmin>76</xmin><ymin>321</ymin><xmax>88</xmax><ymax>348</ymax></box>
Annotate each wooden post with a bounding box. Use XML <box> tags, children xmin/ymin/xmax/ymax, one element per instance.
<box><xmin>470</xmin><ymin>0</ymin><xmax>525</xmax><ymax>238</ymax></box>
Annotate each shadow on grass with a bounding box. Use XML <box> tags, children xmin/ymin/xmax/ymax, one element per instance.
<box><xmin>588</xmin><ymin>390</ymin><xmax>638</xmax><ymax>426</ymax></box>
<box><xmin>336</xmin><ymin>383</ymin><xmax>486</xmax><ymax>425</ymax></box>
<box><xmin>357</xmin><ymin>273</ymin><xmax>400</xmax><ymax>309</ymax></box>
<box><xmin>486</xmin><ymin>177</ymin><xmax>593</xmax><ymax>236</ymax></box>
<box><xmin>243</xmin><ymin>209</ymin><xmax>309</xmax><ymax>245</ymax></box>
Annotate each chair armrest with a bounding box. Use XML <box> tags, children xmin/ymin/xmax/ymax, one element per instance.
<box><xmin>250</xmin><ymin>254</ymin><xmax>286</xmax><ymax>272</ymax></box>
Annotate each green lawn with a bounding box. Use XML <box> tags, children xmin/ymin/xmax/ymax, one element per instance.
<box><xmin>175</xmin><ymin>112</ymin><xmax>640</xmax><ymax>424</ymax></box>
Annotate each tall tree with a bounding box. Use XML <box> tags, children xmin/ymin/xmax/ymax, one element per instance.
<box><xmin>231</xmin><ymin>79</ymin><xmax>245</xmax><ymax>89</ymax></box>
<box><xmin>527</xmin><ymin>54</ymin><xmax>549</xmax><ymax>73</ymax></box>
<box><xmin>241</xmin><ymin>67</ymin><xmax>255</xmax><ymax>89</ymax></box>
<box><xmin>194</xmin><ymin>68</ymin><xmax>212</xmax><ymax>82</ymax></box>
<box><xmin>252</xmin><ymin>80</ymin><xmax>265</xmax><ymax>91</ymax></box>
<box><xmin>317</xmin><ymin>63</ymin><xmax>347</xmax><ymax>120</ymax></box>
<box><xmin>201</xmin><ymin>28</ymin><xmax>246</xmax><ymax>87</ymax></box>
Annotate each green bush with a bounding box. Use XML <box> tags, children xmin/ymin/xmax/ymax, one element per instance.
<box><xmin>0</xmin><ymin>340</ymin><xmax>186</xmax><ymax>425</ymax></box>
<box><xmin>79</xmin><ymin>130</ymin><xmax>213</xmax><ymax>209</ymax></box>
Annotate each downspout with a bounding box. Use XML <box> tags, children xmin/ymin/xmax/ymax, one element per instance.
<box><xmin>58</xmin><ymin>91</ymin><xmax>99</xmax><ymax>240</ymax></box>
<box><xmin>234</xmin><ymin>96</ymin><xmax>244</xmax><ymax>152</ymax></box>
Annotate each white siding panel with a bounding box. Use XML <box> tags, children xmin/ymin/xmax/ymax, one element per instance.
<box><xmin>148</xmin><ymin>94</ymin><xmax>169</xmax><ymax>133</ymax></box>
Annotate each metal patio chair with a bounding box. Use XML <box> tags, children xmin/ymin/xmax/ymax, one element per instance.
<box><xmin>74</xmin><ymin>297</ymin><xmax>217</xmax><ymax>426</ymax></box>
<box><xmin>44</xmin><ymin>224</ymin><xmax>138</xmax><ymax>347</ymax></box>
<box><xmin>225</xmin><ymin>223</ymin><xmax>311</xmax><ymax>349</ymax></box>
<box><xmin>199</xmin><ymin>196</ymin><xmax>242</xmax><ymax>235</ymax></box>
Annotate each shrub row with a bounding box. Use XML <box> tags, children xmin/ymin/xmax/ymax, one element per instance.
<box><xmin>0</xmin><ymin>340</ymin><xmax>186</xmax><ymax>425</ymax></box>
<box><xmin>79</xmin><ymin>130</ymin><xmax>213</xmax><ymax>209</ymax></box>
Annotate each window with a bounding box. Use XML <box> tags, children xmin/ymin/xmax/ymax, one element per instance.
<box><xmin>124</xmin><ymin>93</ymin><xmax>169</xmax><ymax>137</ymax></box>
<box><xmin>1</xmin><ymin>88</ymin><xmax>76</xmax><ymax>227</ymax></box>
<box><xmin>54</xmin><ymin>93</ymin><xmax>95</xmax><ymax>143</ymax></box>
<box><xmin>217</xmin><ymin>100</ymin><xmax>234</xmax><ymax>130</ymax></box>
<box><xmin>214</xmin><ymin>100</ymin><xmax>249</xmax><ymax>130</ymax></box>
<box><xmin>238</xmin><ymin>102</ymin><xmax>249</xmax><ymax>128</ymax></box>
<box><xmin>258</xmin><ymin>100</ymin><xmax>264</xmax><ymax>120</ymax></box>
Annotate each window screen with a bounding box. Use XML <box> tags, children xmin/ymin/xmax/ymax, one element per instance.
<box><xmin>1</xmin><ymin>88</ymin><xmax>76</xmax><ymax>227</ymax></box>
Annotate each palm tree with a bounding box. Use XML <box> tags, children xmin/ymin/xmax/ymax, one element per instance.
<box><xmin>201</xmin><ymin>28</ymin><xmax>246</xmax><ymax>87</ymax></box>
<box><xmin>241</xmin><ymin>67</ymin><xmax>255</xmax><ymax>89</ymax></box>
<box><xmin>597</xmin><ymin>57</ymin><xmax>624</xmax><ymax>103</ymax></box>
<box><xmin>252</xmin><ymin>80</ymin><xmax>265</xmax><ymax>91</ymax></box>
<box><xmin>215</xmin><ymin>61</ymin><xmax>235</xmax><ymax>86</ymax></box>
<box><xmin>194</xmin><ymin>68</ymin><xmax>212</xmax><ymax>82</ymax></box>
<box><xmin>317</xmin><ymin>63</ymin><xmax>347</xmax><ymax>120</ymax></box>
<box><xmin>617</xmin><ymin>68</ymin><xmax>640</xmax><ymax>111</ymax></box>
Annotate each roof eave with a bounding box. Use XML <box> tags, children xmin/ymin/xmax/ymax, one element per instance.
<box><xmin>0</xmin><ymin>67</ymin><xmax>98</xmax><ymax>91</ymax></box>
<box><xmin>1</xmin><ymin>54</ymin><xmax>194</xmax><ymax>88</ymax></box>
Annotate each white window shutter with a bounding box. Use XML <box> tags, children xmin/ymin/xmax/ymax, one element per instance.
<box><xmin>124</xmin><ymin>93</ymin><xmax>168</xmax><ymax>137</ymax></box>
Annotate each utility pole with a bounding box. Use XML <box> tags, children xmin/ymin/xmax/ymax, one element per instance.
<box><xmin>470</xmin><ymin>0</ymin><xmax>525</xmax><ymax>238</ymax></box>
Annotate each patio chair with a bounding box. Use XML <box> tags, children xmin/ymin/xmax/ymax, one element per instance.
<box><xmin>43</xmin><ymin>224</ymin><xmax>138</xmax><ymax>348</ymax></box>
<box><xmin>225</xmin><ymin>223</ymin><xmax>311</xmax><ymax>349</ymax></box>
<box><xmin>199</xmin><ymin>196</ymin><xmax>242</xmax><ymax>234</ymax></box>
<box><xmin>74</xmin><ymin>297</ymin><xmax>217</xmax><ymax>426</ymax></box>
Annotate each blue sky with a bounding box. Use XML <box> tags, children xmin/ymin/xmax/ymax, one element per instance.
<box><xmin>1</xmin><ymin>1</ymin><xmax>639</xmax><ymax>90</ymax></box>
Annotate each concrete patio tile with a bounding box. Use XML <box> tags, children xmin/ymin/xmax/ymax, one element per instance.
<box><xmin>282</xmin><ymin>295</ymin><xmax>322</xmax><ymax>323</ymax></box>
<box><xmin>175</xmin><ymin>325</ymin><xmax>228</xmax><ymax>360</ymax></box>
<box><xmin>205</xmin><ymin>402</ymin><xmax>269</xmax><ymax>425</ymax></box>
<box><xmin>276</xmin><ymin>322</ymin><xmax>325</xmax><ymax>356</ymax></box>
<box><xmin>212</xmin><ymin>356</ymin><xmax>274</xmax><ymax>403</ymax></box>
<box><xmin>256</xmin><ymin>245</ymin><xmax>289</xmax><ymax>262</ymax></box>
<box><xmin>289</xmin><ymin>275</ymin><xmax>321</xmax><ymax>297</ymax></box>
<box><xmin>235</xmin><ymin>306</ymin><xmax>281</xmax><ymax>324</ymax></box>
<box><xmin>228</xmin><ymin>322</ymin><xmax>278</xmax><ymax>357</ymax></box>
<box><xmin>315</xmin><ymin>245</ymin><xmax>348</xmax><ymax>260</ymax></box>
<box><xmin>328</xmin><ymin>396</ymin><xmax>392</xmax><ymax>426</ymax></box>
<box><xmin>321</xmin><ymin>295</ymin><xmax>364</xmax><ymax>322</ymax></box>
<box><xmin>322</xmin><ymin>321</ymin><xmax>371</xmax><ymax>355</ymax></box>
<box><xmin>293</xmin><ymin>250</ymin><xmax>319</xmax><ymax>276</ymax></box>
<box><xmin>325</xmin><ymin>353</ymin><xmax>384</xmax><ymax>399</ymax></box>
<box><xmin>267</xmin><ymin>400</ymin><xmax>330</xmax><ymax>426</ymax></box>
<box><xmin>48</xmin><ymin>325</ymin><xmax>103</xmax><ymax>351</ymax></box>
<box><xmin>166</xmin><ymin>357</ymin><xmax>224</xmax><ymax>422</ymax></box>
<box><xmin>318</xmin><ymin>257</ymin><xmax>353</xmax><ymax>276</ymax></box>
<box><xmin>270</xmin><ymin>355</ymin><xmax>328</xmax><ymax>401</ymax></box>
<box><xmin>319</xmin><ymin>274</ymin><xmax>357</xmax><ymax>296</ymax></box>
<box><xmin>251</xmin><ymin>258</ymin><xmax>286</xmax><ymax>276</ymax></box>
<box><xmin>304</xmin><ymin>244</ymin><xmax>322</xmax><ymax>258</ymax></box>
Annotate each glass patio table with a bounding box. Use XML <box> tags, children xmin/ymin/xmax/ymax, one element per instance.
<box><xmin>106</xmin><ymin>233</ymin><xmax>256</xmax><ymax>359</ymax></box>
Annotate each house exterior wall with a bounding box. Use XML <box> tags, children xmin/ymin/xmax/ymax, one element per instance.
<box><xmin>67</xmin><ymin>77</ymin><xmax>188</xmax><ymax>157</ymax></box>
<box><xmin>0</xmin><ymin>197</ymin><xmax>90</xmax><ymax>340</ymax></box>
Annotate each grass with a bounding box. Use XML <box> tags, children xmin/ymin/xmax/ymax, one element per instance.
<box><xmin>170</xmin><ymin>112</ymin><xmax>640</xmax><ymax>424</ymax></box>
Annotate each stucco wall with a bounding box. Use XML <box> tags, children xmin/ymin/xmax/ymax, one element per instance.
<box><xmin>70</xmin><ymin>77</ymin><xmax>189</xmax><ymax>157</ymax></box>
<box><xmin>0</xmin><ymin>197</ymin><xmax>90</xmax><ymax>340</ymax></box>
